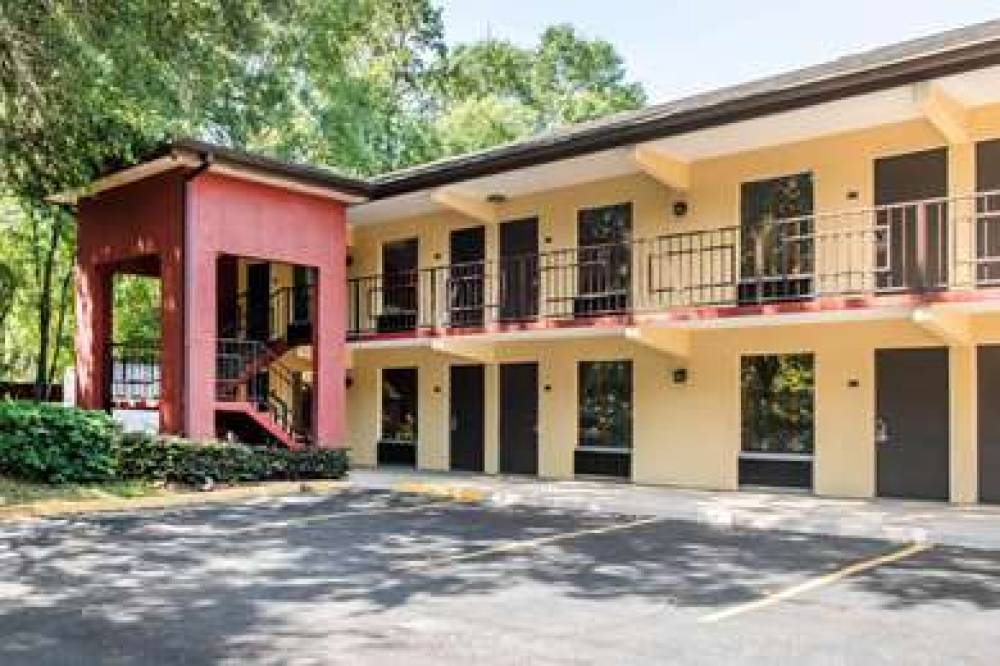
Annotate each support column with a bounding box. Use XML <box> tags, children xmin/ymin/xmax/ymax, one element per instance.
<box><xmin>159</xmin><ymin>249</ymin><xmax>185</xmax><ymax>434</ymax></box>
<box><xmin>183</xmin><ymin>244</ymin><xmax>217</xmax><ymax>440</ymax></box>
<box><xmin>484</xmin><ymin>364</ymin><xmax>499</xmax><ymax>474</ymax></box>
<box><xmin>314</xmin><ymin>263</ymin><xmax>347</xmax><ymax>448</ymax></box>
<box><xmin>950</xmin><ymin>344</ymin><xmax>978</xmax><ymax>504</ymax></box>
<box><xmin>74</xmin><ymin>263</ymin><xmax>112</xmax><ymax>411</ymax></box>
<box><xmin>949</xmin><ymin>142</ymin><xmax>976</xmax><ymax>288</ymax></box>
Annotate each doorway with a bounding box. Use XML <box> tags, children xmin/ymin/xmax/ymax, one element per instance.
<box><xmin>874</xmin><ymin>148</ymin><xmax>948</xmax><ymax>292</ymax></box>
<box><xmin>450</xmin><ymin>365</ymin><xmax>485</xmax><ymax>472</ymax></box>
<box><xmin>978</xmin><ymin>346</ymin><xmax>1000</xmax><ymax>504</ymax></box>
<box><xmin>875</xmin><ymin>348</ymin><xmax>950</xmax><ymax>501</ymax></box>
<box><xmin>246</xmin><ymin>262</ymin><xmax>271</xmax><ymax>341</ymax></box>
<box><xmin>449</xmin><ymin>226</ymin><xmax>486</xmax><ymax>328</ymax></box>
<box><xmin>380</xmin><ymin>238</ymin><xmax>418</xmax><ymax>333</ymax></box>
<box><xmin>498</xmin><ymin>217</ymin><xmax>540</xmax><ymax>321</ymax></box>
<box><xmin>499</xmin><ymin>363</ymin><xmax>538</xmax><ymax>475</ymax></box>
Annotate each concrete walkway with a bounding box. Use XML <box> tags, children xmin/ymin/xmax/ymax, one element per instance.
<box><xmin>351</xmin><ymin>468</ymin><xmax>1000</xmax><ymax>551</ymax></box>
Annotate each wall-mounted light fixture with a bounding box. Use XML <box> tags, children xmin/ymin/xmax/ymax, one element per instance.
<box><xmin>672</xmin><ymin>368</ymin><xmax>688</xmax><ymax>385</ymax></box>
<box><xmin>543</xmin><ymin>384</ymin><xmax>553</xmax><ymax>392</ymax></box>
<box><xmin>486</xmin><ymin>193</ymin><xmax>507</xmax><ymax>204</ymax></box>
<box><xmin>672</xmin><ymin>201</ymin><xmax>689</xmax><ymax>217</ymax></box>
<box><xmin>847</xmin><ymin>190</ymin><xmax>859</xmax><ymax>201</ymax></box>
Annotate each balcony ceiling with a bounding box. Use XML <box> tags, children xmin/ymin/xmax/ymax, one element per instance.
<box><xmin>348</xmin><ymin>65</ymin><xmax>1000</xmax><ymax>227</ymax></box>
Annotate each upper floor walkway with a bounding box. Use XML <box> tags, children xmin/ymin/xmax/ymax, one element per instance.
<box><xmin>347</xmin><ymin>190</ymin><xmax>1000</xmax><ymax>342</ymax></box>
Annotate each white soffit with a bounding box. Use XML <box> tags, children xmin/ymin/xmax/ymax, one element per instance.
<box><xmin>646</xmin><ymin>88</ymin><xmax>921</xmax><ymax>160</ymax></box>
<box><xmin>935</xmin><ymin>64</ymin><xmax>1000</xmax><ymax>106</ymax></box>
<box><xmin>348</xmin><ymin>148</ymin><xmax>635</xmax><ymax>225</ymax></box>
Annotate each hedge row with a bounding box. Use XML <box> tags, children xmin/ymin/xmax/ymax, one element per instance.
<box><xmin>0</xmin><ymin>400</ymin><xmax>348</xmax><ymax>485</ymax></box>
<box><xmin>118</xmin><ymin>434</ymin><xmax>349</xmax><ymax>485</ymax></box>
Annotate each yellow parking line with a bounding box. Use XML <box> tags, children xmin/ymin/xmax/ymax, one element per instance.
<box><xmin>699</xmin><ymin>541</ymin><xmax>932</xmax><ymax>624</ymax></box>
<box><xmin>397</xmin><ymin>516</ymin><xmax>661</xmax><ymax>571</ymax></box>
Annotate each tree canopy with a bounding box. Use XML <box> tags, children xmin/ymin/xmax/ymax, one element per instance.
<box><xmin>0</xmin><ymin>0</ymin><xmax>646</xmax><ymax>390</ymax></box>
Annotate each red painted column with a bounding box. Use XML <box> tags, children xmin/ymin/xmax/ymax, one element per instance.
<box><xmin>74</xmin><ymin>263</ymin><xmax>111</xmax><ymax>410</ymax></box>
<box><xmin>159</xmin><ymin>246</ymin><xmax>185</xmax><ymax>434</ymax></box>
<box><xmin>314</xmin><ymin>260</ymin><xmax>346</xmax><ymax>447</ymax></box>
<box><xmin>182</xmin><ymin>185</ymin><xmax>218</xmax><ymax>440</ymax></box>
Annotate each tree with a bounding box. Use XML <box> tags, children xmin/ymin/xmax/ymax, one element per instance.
<box><xmin>0</xmin><ymin>2</ymin><xmax>647</xmax><ymax>395</ymax></box>
<box><xmin>432</xmin><ymin>25</ymin><xmax>646</xmax><ymax>153</ymax></box>
<box><xmin>0</xmin><ymin>261</ymin><xmax>14</xmax><ymax>341</ymax></box>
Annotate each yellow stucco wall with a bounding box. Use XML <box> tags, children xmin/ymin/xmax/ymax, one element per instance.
<box><xmin>347</xmin><ymin>314</ymin><xmax>1000</xmax><ymax>502</ymax></box>
<box><xmin>345</xmin><ymin>104</ymin><xmax>1000</xmax><ymax>504</ymax></box>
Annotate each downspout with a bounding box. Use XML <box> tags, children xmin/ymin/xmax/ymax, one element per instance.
<box><xmin>180</xmin><ymin>151</ymin><xmax>213</xmax><ymax>436</ymax></box>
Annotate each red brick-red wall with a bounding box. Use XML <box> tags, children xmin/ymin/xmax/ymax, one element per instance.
<box><xmin>75</xmin><ymin>169</ymin><xmax>186</xmax><ymax>433</ymax></box>
<box><xmin>185</xmin><ymin>172</ymin><xmax>347</xmax><ymax>446</ymax></box>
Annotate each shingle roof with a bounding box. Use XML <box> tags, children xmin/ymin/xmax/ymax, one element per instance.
<box><xmin>369</xmin><ymin>18</ymin><xmax>1000</xmax><ymax>197</ymax></box>
<box><xmin>94</xmin><ymin>19</ymin><xmax>1000</xmax><ymax>203</ymax></box>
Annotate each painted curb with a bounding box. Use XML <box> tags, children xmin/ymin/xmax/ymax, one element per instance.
<box><xmin>0</xmin><ymin>479</ymin><xmax>349</xmax><ymax>521</ymax></box>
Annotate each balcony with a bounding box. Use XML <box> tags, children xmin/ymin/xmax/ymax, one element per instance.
<box><xmin>347</xmin><ymin>192</ymin><xmax>1000</xmax><ymax>341</ymax></box>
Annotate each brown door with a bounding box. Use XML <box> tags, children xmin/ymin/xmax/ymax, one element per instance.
<box><xmin>876</xmin><ymin>348</ymin><xmax>950</xmax><ymax>501</ymax></box>
<box><xmin>975</xmin><ymin>140</ymin><xmax>1000</xmax><ymax>285</ymax></box>
<box><xmin>978</xmin><ymin>346</ymin><xmax>1000</xmax><ymax>504</ymax></box>
<box><xmin>449</xmin><ymin>226</ymin><xmax>485</xmax><ymax>328</ymax></box>
<box><xmin>498</xmin><ymin>218</ymin><xmax>539</xmax><ymax>321</ymax></box>
<box><xmin>450</xmin><ymin>364</ymin><xmax>485</xmax><ymax>472</ymax></box>
<box><xmin>499</xmin><ymin>363</ymin><xmax>538</xmax><ymax>475</ymax></box>
<box><xmin>246</xmin><ymin>262</ymin><xmax>271</xmax><ymax>341</ymax></box>
<box><xmin>874</xmin><ymin>148</ymin><xmax>948</xmax><ymax>292</ymax></box>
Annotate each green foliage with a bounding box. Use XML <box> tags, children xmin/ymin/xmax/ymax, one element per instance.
<box><xmin>740</xmin><ymin>355</ymin><xmax>815</xmax><ymax>454</ymax></box>
<box><xmin>113</xmin><ymin>275</ymin><xmax>161</xmax><ymax>344</ymax></box>
<box><xmin>433</xmin><ymin>25</ymin><xmax>646</xmax><ymax>150</ymax></box>
<box><xmin>0</xmin><ymin>1</ymin><xmax>646</xmax><ymax>385</ymax></box>
<box><xmin>117</xmin><ymin>434</ymin><xmax>348</xmax><ymax>485</ymax></box>
<box><xmin>0</xmin><ymin>401</ymin><xmax>120</xmax><ymax>483</ymax></box>
<box><xmin>0</xmin><ymin>402</ymin><xmax>348</xmax><ymax>486</ymax></box>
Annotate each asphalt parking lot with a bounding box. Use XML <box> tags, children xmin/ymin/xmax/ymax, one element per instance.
<box><xmin>1</xmin><ymin>489</ymin><xmax>999</xmax><ymax>665</ymax></box>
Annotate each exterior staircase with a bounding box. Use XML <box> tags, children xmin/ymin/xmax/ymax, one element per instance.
<box><xmin>215</xmin><ymin>282</ymin><xmax>314</xmax><ymax>448</ymax></box>
<box><xmin>215</xmin><ymin>398</ymin><xmax>307</xmax><ymax>449</ymax></box>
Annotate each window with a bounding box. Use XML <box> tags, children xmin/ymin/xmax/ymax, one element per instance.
<box><xmin>578</xmin><ymin>360</ymin><xmax>633</xmax><ymax>450</ymax></box>
<box><xmin>741</xmin><ymin>354</ymin><xmax>814</xmax><ymax>454</ymax></box>
<box><xmin>740</xmin><ymin>354</ymin><xmax>814</xmax><ymax>488</ymax></box>
<box><xmin>739</xmin><ymin>173</ymin><xmax>814</xmax><ymax>303</ymax></box>
<box><xmin>379</xmin><ymin>238</ymin><xmax>418</xmax><ymax>332</ymax></box>
<box><xmin>381</xmin><ymin>368</ymin><xmax>418</xmax><ymax>445</ymax></box>
<box><xmin>575</xmin><ymin>204</ymin><xmax>632</xmax><ymax>315</ymax></box>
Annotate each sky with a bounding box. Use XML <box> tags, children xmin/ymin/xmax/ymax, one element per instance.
<box><xmin>436</xmin><ymin>1</ymin><xmax>1000</xmax><ymax>103</ymax></box>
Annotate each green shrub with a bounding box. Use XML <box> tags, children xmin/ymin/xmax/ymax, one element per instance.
<box><xmin>0</xmin><ymin>400</ymin><xmax>120</xmax><ymax>483</ymax></box>
<box><xmin>0</xmin><ymin>400</ymin><xmax>348</xmax><ymax>487</ymax></box>
<box><xmin>118</xmin><ymin>433</ymin><xmax>348</xmax><ymax>485</ymax></box>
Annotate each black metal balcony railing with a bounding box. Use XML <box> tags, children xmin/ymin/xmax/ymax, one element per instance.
<box><xmin>106</xmin><ymin>342</ymin><xmax>161</xmax><ymax>407</ymax></box>
<box><xmin>215</xmin><ymin>338</ymin><xmax>310</xmax><ymax>442</ymax></box>
<box><xmin>347</xmin><ymin>191</ymin><xmax>1000</xmax><ymax>339</ymax></box>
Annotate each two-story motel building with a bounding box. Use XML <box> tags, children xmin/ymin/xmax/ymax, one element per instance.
<box><xmin>71</xmin><ymin>21</ymin><xmax>1000</xmax><ymax>504</ymax></box>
